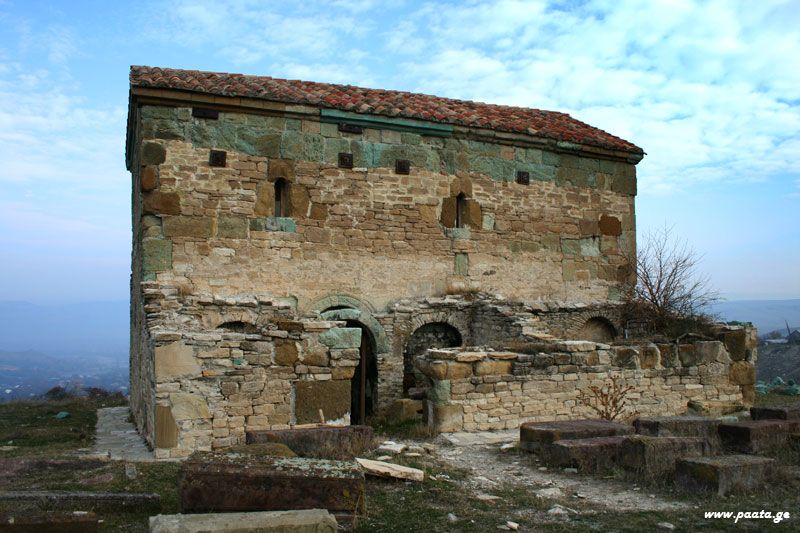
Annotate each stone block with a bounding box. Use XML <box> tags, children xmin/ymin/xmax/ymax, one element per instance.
<box><xmin>612</xmin><ymin>346</ymin><xmax>640</xmax><ymax>369</ymax></box>
<box><xmin>142</xmin><ymin>238</ymin><xmax>172</xmax><ymax>272</ymax></box>
<box><xmin>0</xmin><ymin>511</ymin><xmax>99</xmax><ymax>532</ymax></box>
<box><xmin>0</xmin><ymin>491</ymin><xmax>160</xmax><ymax>515</ymax></box>
<box><xmin>750</xmin><ymin>404</ymin><xmax>800</xmax><ymax>421</ymax></box>
<box><xmin>675</xmin><ymin>455</ymin><xmax>774</xmax><ymax>496</ymax></box>
<box><xmin>141</xmin><ymin>141</ymin><xmax>166</xmax><ymax>165</ymax></box>
<box><xmin>143</xmin><ymin>191</ymin><xmax>181</xmax><ymax>215</ymax></box>
<box><xmin>179</xmin><ymin>454</ymin><xmax>365</xmax><ymax>515</ymax></box>
<box><xmin>474</xmin><ymin>360</ymin><xmax>512</xmax><ymax>376</ymax></box>
<box><xmin>295</xmin><ymin>380</ymin><xmax>350</xmax><ymax>425</ymax></box>
<box><xmin>634</xmin><ymin>416</ymin><xmax>721</xmax><ymax>450</ymax></box>
<box><xmin>155</xmin><ymin>404</ymin><xmax>179</xmax><ymax>448</ymax></box>
<box><xmin>519</xmin><ymin>419</ymin><xmax>633</xmax><ymax>452</ymax></box>
<box><xmin>445</xmin><ymin>362</ymin><xmax>473</xmax><ymax>379</ymax></box>
<box><xmin>155</xmin><ymin>341</ymin><xmax>200</xmax><ymax>382</ymax></box>
<box><xmin>544</xmin><ymin>436</ymin><xmax>627</xmax><ymax>473</ymax></box>
<box><xmin>387</xmin><ymin>399</ymin><xmax>423</xmax><ymax>422</ymax></box>
<box><xmin>638</xmin><ymin>344</ymin><xmax>660</xmax><ymax>369</ymax></box>
<box><xmin>554</xmin><ymin>340</ymin><xmax>595</xmax><ymax>352</ymax></box>
<box><xmin>319</xmin><ymin>328</ymin><xmax>362</xmax><ymax>349</ymax></box>
<box><xmin>729</xmin><ymin>361</ymin><xmax>756</xmax><ymax>385</ymax></box>
<box><xmin>229</xmin><ymin>443</ymin><xmax>297</xmax><ymax>458</ymax></box>
<box><xmin>141</xmin><ymin>165</ymin><xmax>158</xmax><ymax>191</ymax></box>
<box><xmin>678</xmin><ymin>344</ymin><xmax>697</xmax><ymax>367</ymax></box>
<box><xmin>163</xmin><ymin>216</ymin><xmax>213</xmax><ymax>238</ymax></box>
<box><xmin>274</xmin><ymin>339</ymin><xmax>299</xmax><ymax>366</ymax></box>
<box><xmin>694</xmin><ymin>341</ymin><xmax>730</xmax><ymax>364</ymax></box>
<box><xmin>246</xmin><ymin>425</ymin><xmax>374</xmax><ymax>459</ymax></box>
<box><xmin>426</xmin><ymin>402</ymin><xmax>463</xmax><ymax>433</ymax></box>
<box><xmin>216</xmin><ymin>216</ymin><xmax>248</xmax><ymax>239</ymax></box>
<box><xmin>428</xmin><ymin>380</ymin><xmax>451</xmax><ymax>404</ymax></box>
<box><xmin>171</xmin><ymin>393</ymin><xmax>210</xmax><ymax>421</ymax></box>
<box><xmin>720</xmin><ymin>329</ymin><xmax>748</xmax><ymax>361</ymax></box>
<box><xmin>718</xmin><ymin>420</ymin><xmax>800</xmax><ymax>453</ymax></box>
<box><xmin>598</xmin><ymin>214</ymin><xmax>622</xmax><ymax>236</ymax></box>
<box><xmin>150</xmin><ymin>510</ymin><xmax>338</xmax><ymax>533</ymax></box>
<box><xmin>687</xmin><ymin>399</ymin><xmax>745</xmax><ymax>417</ymax></box>
<box><xmin>619</xmin><ymin>436</ymin><xmax>710</xmax><ymax>478</ymax></box>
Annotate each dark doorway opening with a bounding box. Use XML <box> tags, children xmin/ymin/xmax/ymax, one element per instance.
<box><xmin>345</xmin><ymin>319</ymin><xmax>377</xmax><ymax>425</ymax></box>
<box><xmin>403</xmin><ymin>322</ymin><xmax>463</xmax><ymax>395</ymax></box>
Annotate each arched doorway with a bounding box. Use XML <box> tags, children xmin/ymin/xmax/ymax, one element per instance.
<box><xmin>345</xmin><ymin>319</ymin><xmax>378</xmax><ymax>425</ymax></box>
<box><xmin>576</xmin><ymin>317</ymin><xmax>618</xmax><ymax>343</ymax></box>
<box><xmin>403</xmin><ymin>322</ymin><xmax>463</xmax><ymax>395</ymax></box>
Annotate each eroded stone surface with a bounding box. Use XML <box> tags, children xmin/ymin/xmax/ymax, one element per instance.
<box><xmin>179</xmin><ymin>453</ymin><xmax>365</xmax><ymax>514</ymax></box>
<box><xmin>750</xmin><ymin>405</ymin><xmax>800</xmax><ymax>421</ymax></box>
<box><xmin>675</xmin><ymin>455</ymin><xmax>774</xmax><ymax>496</ymax></box>
<box><xmin>718</xmin><ymin>420</ymin><xmax>800</xmax><ymax>453</ymax></box>
<box><xmin>150</xmin><ymin>510</ymin><xmax>338</xmax><ymax>533</ymax></box>
<box><xmin>634</xmin><ymin>416</ymin><xmax>721</xmax><ymax>450</ymax></box>
<box><xmin>245</xmin><ymin>425</ymin><xmax>374</xmax><ymax>459</ymax></box>
<box><xmin>520</xmin><ymin>419</ymin><xmax>633</xmax><ymax>452</ymax></box>
<box><xmin>543</xmin><ymin>435</ymin><xmax>628</xmax><ymax>473</ymax></box>
<box><xmin>618</xmin><ymin>436</ymin><xmax>709</xmax><ymax>478</ymax></box>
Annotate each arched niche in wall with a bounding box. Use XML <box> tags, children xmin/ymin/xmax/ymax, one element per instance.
<box><xmin>308</xmin><ymin>294</ymin><xmax>388</xmax><ymax>354</ymax></box>
<box><xmin>576</xmin><ymin>316</ymin><xmax>618</xmax><ymax>343</ymax></box>
<box><xmin>403</xmin><ymin>321</ymin><xmax>464</xmax><ymax>395</ymax></box>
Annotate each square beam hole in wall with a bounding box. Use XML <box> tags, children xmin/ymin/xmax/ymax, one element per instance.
<box><xmin>338</xmin><ymin>123</ymin><xmax>363</xmax><ymax>134</ymax></box>
<box><xmin>338</xmin><ymin>152</ymin><xmax>354</xmax><ymax>169</ymax></box>
<box><xmin>395</xmin><ymin>159</ymin><xmax>411</xmax><ymax>175</ymax></box>
<box><xmin>209</xmin><ymin>149</ymin><xmax>227</xmax><ymax>167</ymax></box>
<box><xmin>515</xmin><ymin>171</ymin><xmax>530</xmax><ymax>185</ymax></box>
<box><xmin>192</xmin><ymin>107</ymin><xmax>219</xmax><ymax>120</ymax></box>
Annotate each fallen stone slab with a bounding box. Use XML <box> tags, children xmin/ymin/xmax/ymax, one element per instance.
<box><xmin>634</xmin><ymin>416</ymin><xmax>721</xmax><ymax>450</ymax></box>
<box><xmin>675</xmin><ymin>455</ymin><xmax>774</xmax><ymax>496</ymax></box>
<box><xmin>750</xmin><ymin>404</ymin><xmax>800</xmax><ymax>421</ymax></box>
<box><xmin>149</xmin><ymin>509</ymin><xmax>337</xmax><ymax>533</ymax></box>
<box><xmin>687</xmin><ymin>400</ymin><xmax>745</xmax><ymax>417</ymax></box>
<box><xmin>355</xmin><ymin>458</ymin><xmax>424</xmax><ymax>482</ymax></box>
<box><xmin>543</xmin><ymin>436</ymin><xmax>628</xmax><ymax>473</ymax></box>
<box><xmin>179</xmin><ymin>452</ymin><xmax>365</xmax><ymax>515</ymax></box>
<box><xmin>245</xmin><ymin>425</ymin><xmax>373</xmax><ymax>459</ymax></box>
<box><xmin>0</xmin><ymin>491</ymin><xmax>161</xmax><ymax>514</ymax></box>
<box><xmin>519</xmin><ymin>419</ymin><xmax>633</xmax><ymax>452</ymax></box>
<box><xmin>0</xmin><ymin>511</ymin><xmax>98</xmax><ymax>532</ymax></box>
<box><xmin>619</xmin><ymin>436</ymin><xmax>709</xmax><ymax>478</ymax></box>
<box><xmin>228</xmin><ymin>443</ymin><xmax>297</xmax><ymax>457</ymax></box>
<box><xmin>718</xmin><ymin>420</ymin><xmax>800</xmax><ymax>453</ymax></box>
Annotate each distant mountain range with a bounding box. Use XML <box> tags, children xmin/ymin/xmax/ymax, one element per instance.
<box><xmin>710</xmin><ymin>299</ymin><xmax>800</xmax><ymax>336</ymax></box>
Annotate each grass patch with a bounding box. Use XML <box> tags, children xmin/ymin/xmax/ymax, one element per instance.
<box><xmin>754</xmin><ymin>392</ymin><xmax>800</xmax><ymax>408</ymax></box>
<box><xmin>372</xmin><ymin>417</ymin><xmax>433</xmax><ymax>441</ymax></box>
<box><xmin>0</xmin><ymin>396</ymin><xmax>126</xmax><ymax>456</ymax></box>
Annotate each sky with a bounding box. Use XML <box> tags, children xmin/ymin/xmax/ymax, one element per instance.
<box><xmin>0</xmin><ymin>0</ymin><xmax>798</xmax><ymax>304</ymax></box>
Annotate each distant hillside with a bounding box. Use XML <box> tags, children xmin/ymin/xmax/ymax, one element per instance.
<box><xmin>710</xmin><ymin>299</ymin><xmax>800</xmax><ymax>335</ymax></box>
<box><xmin>0</xmin><ymin>300</ymin><xmax>128</xmax><ymax>357</ymax></box>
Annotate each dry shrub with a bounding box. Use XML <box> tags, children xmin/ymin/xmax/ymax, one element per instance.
<box><xmin>578</xmin><ymin>376</ymin><xmax>637</xmax><ymax>421</ymax></box>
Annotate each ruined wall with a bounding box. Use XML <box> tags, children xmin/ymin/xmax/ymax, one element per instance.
<box><xmin>417</xmin><ymin>325</ymin><xmax>758</xmax><ymax>432</ymax></box>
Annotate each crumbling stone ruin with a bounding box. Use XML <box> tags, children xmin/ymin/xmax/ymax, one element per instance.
<box><xmin>126</xmin><ymin>66</ymin><xmax>756</xmax><ymax>459</ymax></box>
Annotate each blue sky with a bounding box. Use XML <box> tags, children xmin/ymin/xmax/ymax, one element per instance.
<box><xmin>0</xmin><ymin>0</ymin><xmax>798</xmax><ymax>304</ymax></box>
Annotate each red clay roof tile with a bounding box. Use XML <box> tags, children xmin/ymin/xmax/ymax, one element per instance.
<box><xmin>130</xmin><ymin>66</ymin><xmax>642</xmax><ymax>155</ymax></box>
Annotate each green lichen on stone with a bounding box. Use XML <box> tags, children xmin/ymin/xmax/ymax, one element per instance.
<box><xmin>319</xmin><ymin>327</ymin><xmax>362</xmax><ymax>349</ymax></box>
<box><xmin>141</xmin><ymin>142</ymin><xmax>166</xmax><ymax>165</ymax></box>
<box><xmin>454</xmin><ymin>253</ymin><xmax>469</xmax><ymax>276</ymax></box>
<box><xmin>579</xmin><ymin>237</ymin><xmax>600</xmax><ymax>256</ymax></box>
<box><xmin>608</xmin><ymin>285</ymin><xmax>622</xmax><ymax>301</ymax></box>
<box><xmin>429</xmin><ymin>380</ymin><xmax>451</xmax><ymax>404</ymax></box>
<box><xmin>321</xmin><ymin>308</ymin><xmax>362</xmax><ymax>321</ymax></box>
<box><xmin>250</xmin><ymin>217</ymin><xmax>296</xmax><ymax>233</ymax></box>
<box><xmin>446</xmin><ymin>227</ymin><xmax>471</xmax><ymax>240</ymax></box>
<box><xmin>217</xmin><ymin>216</ymin><xmax>248</xmax><ymax>239</ymax></box>
<box><xmin>323</xmin><ymin>138</ymin><xmax>351</xmax><ymax>164</ymax></box>
<box><xmin>509</xmin><ymin>241</ymin><xmax>540</xmax><ymax>254</ymax></box>
<box><xmin>285</xmin><ymin>118</ymin><xmax>302</xmax><ymax>131</ymax></box>
<box><xmin>561</xmin><ymin>238</ymin><xmax>581</xmax><ymax>256</ymax></box>
<box><xmin>320</xmin><ymin>122</ymin><xmax>339</xmax><ymax>138</ymax></box>
<box><xmin>142</xmin><ymin>238</ymin><xmax>172</xmax><ymax>271</ymax></box>
<box><xmin>481</xmin><ymin>213</ymin><xmax>495</xmax><ymax>230</ymax></box>
<box><xmin>281</xmin><ymin>131</ymin><xmax>324</xmax><ymax>161</ymax></box>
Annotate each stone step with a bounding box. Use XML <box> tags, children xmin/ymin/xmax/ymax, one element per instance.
<box><xmin>0</xmin><ymin>511</ymin><xmax>99</xmax><ymax>532</ymax></box>
<box><xmin>619</xmin><ymin>436</ymin><xmax>710</xmax><ymax>478</ymax></box>
<box><xmin>179</xmin><ymin>452</ymin><xmax>365</xmax><ymax>515</ymax></box>
<box><xmin>0</xmin><ymin>491</ymin><xmax>161</xmax><ymax>514</ymax></box>
<box><xmin>634</xmin><ymin>415</ymin><xmax>721</xmax><ymax>450</ymax></box>
<box><xmin>245</xmin><ymin>425</ymin><xmax>373</xmax><ymax>459</ymax></box>
<box><xmin>750</xmin><ymin>404</ymin><xmax>800</xmax><ymax>421</ymax></box>
<box><xmin>675</xmin><ymin>455</ymin><xmax>775</xmax><ymax>496</ymax></box>
<box><xmin>519</xmin><ymin>419</ymin><xmax>633</xmax><ymax>452</ymax></box>
<box><xmin>542</xmin><ymin>436</ymin><xmax>628</xmax><ymax>473</ymax></box>
<box><xmin>718</xmin><ymin>420</ymin><xmax>800</xmax><ymax>454</ymax></box>
<box><xmin>149</xmin><ymin>510</ymin><xmax>338</xmax><ymax>533</ymax></box>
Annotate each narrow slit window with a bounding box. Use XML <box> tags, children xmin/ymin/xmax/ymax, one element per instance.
<box><xmin>455</xmin><ymin>193</ymin><xmax>467</xmax><ymax>228</ymax></box>
<box><xmin>274</xmin><ymin>178</ymin><xmax>288</xmax><ymax>217</ymax></box>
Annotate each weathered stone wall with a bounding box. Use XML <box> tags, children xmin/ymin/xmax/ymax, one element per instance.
<box><xmin>134</xmin><ymin>104</ymin><xmax>636</xmax><ymax>313</ymax></box>
<box><xmin>417</xmin><ymin>325</ymin><xmax>758</xmax><ymax>432</ymax></box>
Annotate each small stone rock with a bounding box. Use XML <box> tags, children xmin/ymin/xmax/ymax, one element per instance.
<box><xmin>475</xmin><ymin>493</ymin><xmax>500</xmax><ymax>502</ymax></box>
<box><xmin>547</xmin><ymin>505</ymin><xmax>569</xmax><ymax>516</ymax></box>
<box><xmin>404</xmin><ymin>452</ymin><xmax>422</xmax><ymax>457</ymax></box>
<box><xmin>563</xmin><ymin>467</ymin><xmax>578</xmax><ymax>474</ymax></box>
<box><xmin>657</xmin><ymin>522</ymin><xmax>675</xmax><ymax>530</ymax></box>
<box><xmin>376</xmin><ymin>455</ymin><xmax>392</xmax><ymax>461</ymax></box>
<box><xmin>535</xmin><ymin>487</ymin><xmax>563</xmax><ymax>498</ymax></box>
<box><xmin>125</xmin><ymin>464</ymin><xmax>138</xmax><ymax>480</ymax></box>
<box><xmin>506</xmin><ymin>521</ymin><xmax>520</xmax><ymax>531</ymax></box>
<box><xmin>500</xmin><ymin>443</ymin><xmax>515</xmax><ymax>451</ymax></box>
<box><xmin>538</xmin><ymin>466</ymin><xmax>548</xmax><ymax>471</ymax></box>
<box><xmin>447</xmin><ymin>513</ymin><xmax>458</xmax><ymax>523</ymax></box>
<box><xmin>377</xmin><ymin>441</ymin><xmax>407</xmax><ymax>454</ymax></box>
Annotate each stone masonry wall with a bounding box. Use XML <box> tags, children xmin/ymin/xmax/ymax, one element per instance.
<box><xmin>417</xmin><ymin>325</ymin><xmax>758</xmax><ymax>432</ymax></box>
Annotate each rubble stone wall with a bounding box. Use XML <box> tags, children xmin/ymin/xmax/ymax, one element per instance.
<box><xmin>417</xmin><ymin>326</ymin><xmax>758</xmax><ymax>433</ymax></box>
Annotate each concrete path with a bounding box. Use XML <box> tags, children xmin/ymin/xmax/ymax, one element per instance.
<box><xmin>92</xmin><ymin>406</ymin><xmax>155</xmax><ymax>462</ymax></box>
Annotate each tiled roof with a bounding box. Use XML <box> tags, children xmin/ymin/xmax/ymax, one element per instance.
<box><xmin>130</xmin><ymin>66</ymin><xmax>643</xmax><ymax>155</ymax></box>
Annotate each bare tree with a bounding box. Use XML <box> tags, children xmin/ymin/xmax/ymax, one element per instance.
<box><xmin>625</xmin><ymin>225</ymin><xmax>720</xmax><ymax>335</ymax></box>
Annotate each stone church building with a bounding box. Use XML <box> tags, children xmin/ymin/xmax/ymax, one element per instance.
<box><xmin>126</xmin><ymin>66</ymin><xmax>753</xmax><ymax>458</ymax></box>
